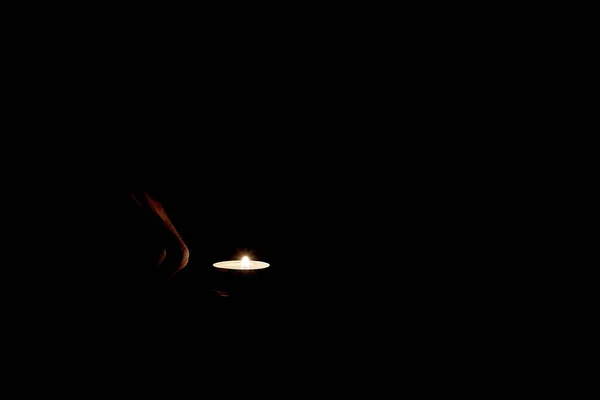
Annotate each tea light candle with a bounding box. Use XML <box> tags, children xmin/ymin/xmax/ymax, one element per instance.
<box><xmin>213</xmin><ymin>256</ymin><xmax>270</xmax><ymax>271</ymax></box>
<box><xmin>212</xmin><ymin>256</ymin><xmax>271</xmax><ymax>299</ymax></box>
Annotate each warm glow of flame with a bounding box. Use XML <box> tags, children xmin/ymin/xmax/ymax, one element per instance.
<box><xmin>241</xmin><ymin>256</ymin><xmax>250</xmax><ymax>269</ymax></box>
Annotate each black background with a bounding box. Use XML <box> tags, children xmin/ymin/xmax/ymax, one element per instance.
<box><xmin>17</xmin><ymin>38</ymin><xmax>478</xmax><ymax>313</ymax></box>
<box><xmin>4</xmin><ymin>13</ymin><xmax>503</xmax><ymax>388</ymax></box>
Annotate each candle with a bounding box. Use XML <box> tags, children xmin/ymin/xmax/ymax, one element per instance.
<box><xmin>212</xmin><ymin>256</ymin><xmax>271</xmax><ymax>299</ymax></box>
<box><xmin>213</xmin><ymin>256</ymin><xmax>270</xmax><ymax>271</ymax></box>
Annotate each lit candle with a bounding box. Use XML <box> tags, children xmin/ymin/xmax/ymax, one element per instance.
<box><xmin>213</xmin><ymin>256</ymin><xmax>270</xmax><ymax>271</ymax></box>
<box><xmin>212</xmin><ymin>255</ymin><xmax>271</xmax><ymax>298</ymax></box>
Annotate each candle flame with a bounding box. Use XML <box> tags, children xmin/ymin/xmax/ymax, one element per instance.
<box><xmin>241</xmin><ymin>256</ymin><xmax>250</xmax><ymax>269</ymax></box>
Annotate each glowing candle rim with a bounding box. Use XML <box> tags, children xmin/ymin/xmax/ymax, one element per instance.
<box><xmin>213</xmin><ymin>260</ymin><xmax>270</xmax><ymax>270</ymax></box>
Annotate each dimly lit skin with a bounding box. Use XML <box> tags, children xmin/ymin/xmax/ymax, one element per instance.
<box><xmin>130</xmin><ymin>190</ymin><xmax>189</xmax><ymax>278</ymax></box>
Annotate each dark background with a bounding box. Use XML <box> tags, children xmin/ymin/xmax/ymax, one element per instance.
<box><xmin>0</xmin><ymin>6</ymin><xmax>534</xmax><ymax>395</ymax></box>
<box><xmin>4</xmin><ymin>15</ymin><xmax>501</xmax><ymax>386</ymax></box>
<box><xmin>16</xmin><ymin>39</ymin><xmax>478</xmax><ymax>316</ymax></box>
